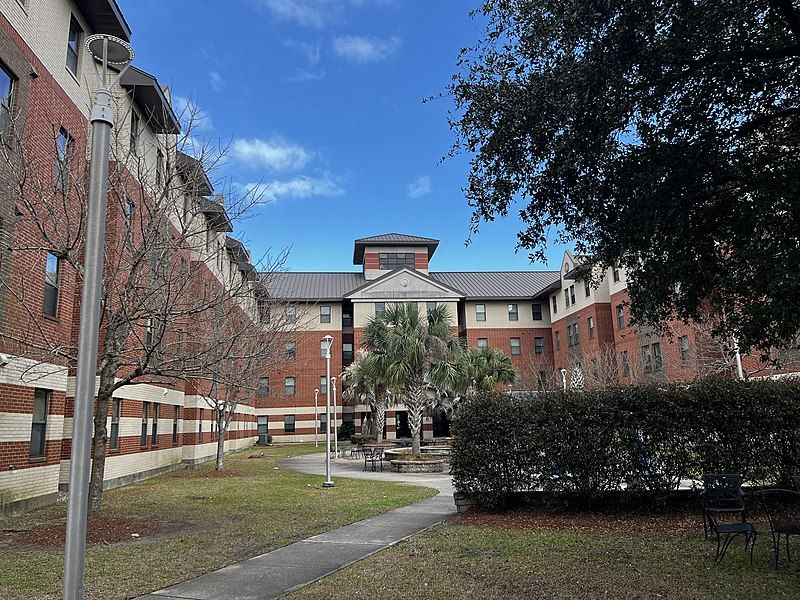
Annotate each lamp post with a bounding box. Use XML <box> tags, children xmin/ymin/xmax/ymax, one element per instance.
<box><xmin>313</xmin><ymin>388</ymin><xmax>319</xmax><ymax>447</ymax></box>
<box><xmin>63</xmin><ymin>35</ymin><xmax>133</xmax><ymax>600</ymax></box>
<box><xmin>331</xmin><ymin>375</ymin><xmax>338</xmax><ymax>457</ymax></box>
<box><xmin>322</xmin><ymin>335</ymin><xmax>334</xmax><ymax>487</ymax></box>
<box><xmin>560</xmin><ymin>368</ymin><xmax>568</xmax><ymax>391</ymax></box>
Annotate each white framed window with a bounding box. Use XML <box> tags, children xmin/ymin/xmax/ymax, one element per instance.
<box><xmin>320</xmin><ymin>305</ymin><xmax>331</xmax><ymax>323</ymax></box>
<box><xmin>477</xmin><ymin>338</ymin><xmax>488</xmax><ymax>349</ymax></box>
<box><xmin>43</xmin><ymin>253</ymin><xmax>60</xmax><ymax>317</ymax></box>
<box><xmin>510</xmin><ymin>338</ymin><xmax>521</xmax><ymax>355</ymax></box>
<box><xmin>29</xmin><ymin>389</ymin><xmax>49</xmax><ymax>458</ymax></box>
<box><xmin>66</xmin><ymin>16</ymin><xmax>82</xmax><ymax>75</ymax></box>
<box><xmin>475</xmin><ymin>304</ymin><xmax>486</xmax><ymax>322</ymax></box>
<box><xmin>508</xmin><ymin>304</ymin><xmax>518</xmax><ymax>321</ymax></box>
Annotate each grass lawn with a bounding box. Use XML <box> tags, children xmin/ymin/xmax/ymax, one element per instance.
<box><xmin>0</xmin><ymin>445</ymin><xmax>434</xmax><ymax>599</ymax></box>
<box><xmin>291</xmin><ymin>509</ymin><xmax>800</xmax><ymax>599</ymax></box>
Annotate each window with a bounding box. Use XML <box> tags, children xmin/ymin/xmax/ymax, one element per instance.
<box><xmin>375</xmin><ymin>302</ymin><xmax>385</xmax><ymax>317</ymax></box>
<box><xmin>538</xmin><ymin>371</ymin><xmax>548</xmax><ymax>390</ymax></box>
<box><xmin>475</xmin><ymin>304</ymin><xmax>486</xmax><ymax>322</ymax></box>
<box><xmin>508</xmin><ymin>304</ymin><xmax>518</xmax><ymax>321</ymax></box>
<box><xmin>43</xmin><ymin>253</ymin><xmax>60</xmax><ymax>317</ymax></box>
<box><xmin>319</xmin><ymin>412</ymin><xmax>327</xmax><ymax>432</ymax></box>
<box><xmin>129</xmin><ymin>111</ymin><xmax>139</xmax><ymax>154</ymax></box>
<box><xmin>342</xmin><ymin>312</ymin><xmax>353</xmax><ymax>327</ymax></box>
<box><xmin>567</xmin><ymin>323</ymin><xmax>580</xmax><ymax>347</ymax></box>
<box><xmin>285</xmin><ymin>305</ymin><xmax>296</xmax><ymax>323</ymax></box>
<box><xmin>587</xmin><ymin>316</ymin><xmax>595</xmax><ymax>339</ymax></box>
<box><xmin>54</xmin><ymin>127</ymin><xmax>71</xmax><ymax>193</ymax></box>
<box><xmin>426</xmin><ymin>301</ymin><xmax>437</xmax><ymax>312</ymax></box>
<box><xmin>320</xmin><ymin>305</ymin><xmax>331</xmax><ymax>323</ymax></box>
<box><xmin>342</xmin><ymin>342</ymin><xmax>353</xmax><ymax>361</ymax></box>
<box><xmin>621</xmin><ymin>351</ymin><xmax>631</xmax><ymax>376</ymax></box>
<box><xmin>651</xmin><ymin>341</ymin><xmax>663</xmax><ymax>371</ymax></box>
<box><xmin>570</xmin><ymin>285</ymin><xmax>576</xmax><ymax>305</ymax></box>
<box><xmin>66</xmin><ymin>16</ymin><xmax>82</xmax><ymax>75</ymax></box>
<box><xmin>477</xmin><ymin>338</ymin><xmax>488</xmax><ymax>349</ymax></box>
<box><xmin>534</xmin><ymin>337</ymin><xmax>545</xmax><ymax>355</ymax></box>
<box><xmin>285</xmin><ymin>377</ymin><xmax>296</xmax><ymax>396</ymax></box>
<box><xmin>613</xmin><ymin>267</ymin><xmax>620</xmax><ymax>283</ymax></box>
<box><xmin>258</xmin><ymin>377</ymin><xmax>270</xmax><ymax>396</ymax></box>
<box><xmin>29</xmin><ymin>389</ymin><xmax>49</xmax><ymax>458</ymax></box>
<box><xmin>141</xmin><ymin>402</ymin><xmax>149</xmax><ymax>446</ymax></box>
<box><xmin>151</xmin><ymin>403</ymin><xmax>159</xmax><ymax>445</ymax></box>
<box><xmin>616</xmin><ymin>305</ymin><xmax>625</xmax><ymax>329</ymax></box>
<box><xmin>564</xmin><ymin>288</ymin><xmax>570</xmax><ymax>308</ymax></box>
<box><xmin>109</xmin><ymin>399</ymin><xmax>121</xmax><ymax>450</ymax></box>
<box><xmin>145</xmin><ymin>317</ymin><xmax>154</xmax><ymax>348</ymax></box>
<box><xmin>258</xmin><ymin>298</ymin><xmax>271</xmax><ymax>324</ymax></box>
<box><xmin>320</xmin><ymin>375</ymin><xmax>327</xmax><ymax>395</ymax></box>
<box><xmin>172</xmin><ymin>405</ymin><xmax>179</xmax><ymax>443</ymax></box>
<box><xmin>285</xmin><ymin>340</ymin><xmax>296</xmax><ymax>360</ymax></box>
<box><xmin>156</xmin><ymin>149</ymin><xmax>164</xmax><ymax>188</ymax></box>
<box><xmin>198</xmin><ymin>408</ymin><xmax>203</xmax><ymax>435</ymax></box>
<box><xmin>284</xmin><ymin>414</ymin><xmax>295</xmax><ymax>433</ymax></box>
<box><xmin>551</xmin><ymin>296</ymin><xmax>557</xmax><ymax>314</ymax></box>
<box><xmin>584</xmin><ymin>280</ymin><xmax>591</xmax><ymax>297</ymax></box>
<box><xmin>679</xmin><ymin>336</ymin><xmax>691</xmax><ymax>365</ymax></box>
<box><xmin>510</xmin><ymin>338</ymin><xmax>521</xmax><ymax>355</ymax></box>
<box><xmin>0</xmin><ymin>63</ymin><xmax>14</xmax><ymax>140</ymax></box>
<box><xmin>378</xmin><ymin>253</ymin><xmax>415</xmax><ymax>270</ymax></box>
<box><xmin>555</xmin><ymin>331</ymin><xmax>561</xmax><ymax>350</ymax></box>
<box><xmin>532</xmin><ymin>303</ymin><xmax>542</xmax><ymax>321</ymax></box>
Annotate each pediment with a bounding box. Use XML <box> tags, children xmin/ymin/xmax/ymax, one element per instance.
<box><xmin>345</xmin><ymin>268</ymin><xmax>463</xmax><ymax>301</ymax></box>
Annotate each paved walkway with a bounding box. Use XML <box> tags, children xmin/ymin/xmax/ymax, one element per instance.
<box><xmin>139</xmin><ymin>453</ymin><xmax>454</xmax><ymax>600</ymax></box>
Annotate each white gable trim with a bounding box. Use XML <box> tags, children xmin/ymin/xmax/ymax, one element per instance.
<box><xmin>345</xmin><ymin>268</ymin><xmax>463</xmax><ymax>301</ymax></box>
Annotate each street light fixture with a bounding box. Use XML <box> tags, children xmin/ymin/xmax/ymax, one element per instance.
<box><xmin>322</xmin><ymin>335</ymin><xmax>334</xmax><ymax>487</ymax></box>
<box><xmin>331</xmin><ymin>375</ymin><xmax>338</xmax><ymax>458</ymax></box>
<box><xmin>560</xmin><ymin>368</ymin><xmax>568</xmax><ymax>391</ymax></box>
<box><xmin>314</xmin><ymin>388</ymin><xmax>319</xmax><ymax>448</ymax></box>
<box><xmin>63</xmin><ymin>34</ymin><xmax>134</xmax><ymax>600</ymax></box>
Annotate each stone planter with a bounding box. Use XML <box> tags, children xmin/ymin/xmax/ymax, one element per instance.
<box><xmin>389</xmin><ymin>459</ymin><xmax>444</xmax><ymax>473</ymax></box>
<box><xmin>453</xmin><ymin>491</ymin><xmax>473</xmax><ymax>513</ymax></box>
<box><xmin>383</xmin><ymin>447</ymin><xmax>411</xmax><ymax>462</ymax></box>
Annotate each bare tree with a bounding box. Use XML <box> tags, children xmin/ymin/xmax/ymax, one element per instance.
<box><xmin>0</xmin><ymin>93</ymin><xmax>282</xmax><ymax>510</ymax></box>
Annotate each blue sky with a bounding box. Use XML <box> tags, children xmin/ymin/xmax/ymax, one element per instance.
<box><xmin>119</xmin><ymin>0</ymin><xmax>566</xmax><ymax>273</ymax></box>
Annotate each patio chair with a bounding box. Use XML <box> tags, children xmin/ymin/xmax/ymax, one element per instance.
<box><xmin>791</xmin><ymin>476</ymin><xmax>800</xmax><ymax>493</ymax></box>
<box><xmin>760</xmin><ymin>489</ymin><xmax>800</xmax><ymax>570</ymax></box>
<box><xmin>363</xmin><ymin>446</ymin><xmax>384</xmax><ymax>472</ymax></box>
<box><xmin>701</xmin><ymin>474</ymin><xmax>749</xmax><ymax>531</ymax></box>
<box><xmin>695</xmin><ymin>483</ymin><xmax>757</xmax><ymax>564</ymax></box>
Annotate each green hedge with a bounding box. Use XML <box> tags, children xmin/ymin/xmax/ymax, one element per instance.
<box><xmin>451</xmin><ymin>378</ymin><xmax>800</xmax><ymax>509</ymax></box>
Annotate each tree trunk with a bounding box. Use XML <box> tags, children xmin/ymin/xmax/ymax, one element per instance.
<box><xmin>88</xmin><ymin>388</ymin><xmax>112</xmax><ymax>514</ymax></box>
<box><xmin>374</xmin><ymin>402</ymin><xmax>386</xmax><ymax>442</ymax></box>
<box><xmin>407</xmin><ymin>386</ymin><xmax>425</xmax><ymax>455</ymax></box>
<box><xmin>215</xmin><ymin>413</ymin><xmax>227</xmax><ymax>471</ymax></box>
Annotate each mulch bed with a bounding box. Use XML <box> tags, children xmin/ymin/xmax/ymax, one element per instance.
<box><xmin>452</xmin><ymin>506</ymin><xmax>702</xmax><ymax>536</ymax></box>
<box><xmin>0</xmin><ymin>515</ymin><xmax>170</xmax><ymax>550</ymax></box>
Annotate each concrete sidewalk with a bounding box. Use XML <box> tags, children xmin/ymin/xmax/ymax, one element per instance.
<box><xmin>138</xmin><ymin>453</ymin><xmax>455</xmax><ymax>600</ymax></box>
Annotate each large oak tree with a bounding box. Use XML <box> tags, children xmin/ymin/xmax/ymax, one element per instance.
<box><xmin>450</xmin><ymin>0</ymin><xmax>800</xmax><ymax>354</ymax></box>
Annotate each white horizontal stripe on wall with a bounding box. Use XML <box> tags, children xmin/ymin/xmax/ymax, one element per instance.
<box><xmin>0</xmin><ymin>412</ymin><xmax>65</xmax><ymax>443</ymax></box>
<box><xmin>0</xmin><ymin>357</ymin><xmax>68</xmax><ymax>391</ymax></box>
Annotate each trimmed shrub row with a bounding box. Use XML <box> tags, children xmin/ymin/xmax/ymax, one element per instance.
<box><xmin>451</xmin><ymin>378</ymin><xmax>800</xmax><ymax>508</ymax></box>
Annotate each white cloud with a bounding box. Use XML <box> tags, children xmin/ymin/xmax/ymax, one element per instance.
<box><xmin>406</xmin><ymin>175</ymin><xmax>431</xmax><ymax>198</ymax></box>
<box><xmin>332</xmin><ymin>34</ymin><xmax>402</xmax><ymax>64</ymax></box>
<box><xmin>289</xmin><ymin>68</ymin><xmax>326</xmax><ymax>82</ymax></box>
<box><xmin>232</xmin><ymin>136</ymin><xmax>312</xmax><ymax>172</ymax></box>
<box><xmin>208</xmin><ymin>71</ymin><xmax>226</xmax><ymax>92</ymax></box>
<box><xmin>244</xmin><ymin>174</ymin><xmax>345</xmax><ymax>203</ymax></box>
<box><xmin>252</xmin><ymin>0</ymin><xmax>398</xmax><ymax>29</ymax></box>
<box><xmin>284</xmin><ymin>39</ymin><xmax>322</xmax><ymax>65</ymax></box>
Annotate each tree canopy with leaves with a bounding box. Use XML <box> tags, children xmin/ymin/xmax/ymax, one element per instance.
<box><xmin>450</xmin><ymin>0</ymin><xmax>800</xmax><ymax>354</ymax></box>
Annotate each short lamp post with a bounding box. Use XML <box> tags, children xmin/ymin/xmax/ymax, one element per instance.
<box><xmin>560</xmin><ymin>368</ymin><xmax>568</xmax><ymax>392</ymax></box>
<box><xmin>63</xmin><ymin>34</ymin><xmax>134</xmax><ymax>600</ymax></box>
<box><xmin>331</xmin><ymin>375</ymin><xmax>338</xmax><ymax>458</ymax></box>
<box><xmin>313</xmin><ymin>388</ymin><xmax>319</xmax><ymax>448</ymax></box>
<box><xmin>322</xmin><ymin>335</ymin><xmax>334</xmax><ymax>487</ymax></box>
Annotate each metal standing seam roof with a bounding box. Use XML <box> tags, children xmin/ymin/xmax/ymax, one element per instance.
<box><xmin>260</xmin><ymin>270</ymin><xmax>560</xmax><ymax>300</ymax></box>
<box><xmin>429</xmin><ymin>271</ymin><xmax>561</xmax><ymax>299</ymax></box>
<box><xmin>353</xmin><ymin>233</ymin><xmax>440</xmax><ymax>263</ymax></box>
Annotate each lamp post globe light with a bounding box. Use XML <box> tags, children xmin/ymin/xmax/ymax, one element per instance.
<box><xmin>322</xmin><ymin>335</ymin><xmax>335</xmax><ymax>487</ymax></box>
<box><xmin>63</xmin><ymin>34</ymin><xmax>134</xmax><ymax>600</ymax></box>
<box><xmin>331</xmin><ymin>375</ymin><xmax>338</xmax><ymax>458</ymax></box>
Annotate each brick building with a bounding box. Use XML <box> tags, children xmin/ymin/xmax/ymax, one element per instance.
<box><xmin>0</xmin><ymin>0</ymin><xmax>258</xmax><ymax>512</ymax></box>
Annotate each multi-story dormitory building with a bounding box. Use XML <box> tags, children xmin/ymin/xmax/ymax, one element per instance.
<box><xmin>0</xmin><ymin>0</ymin><xmax>260</xmax><ymax>512</ymax></box>
<box><xmin>256</xmin><ymin>233</ymin><xmax>799</xmax><ymax>445</ymax></box>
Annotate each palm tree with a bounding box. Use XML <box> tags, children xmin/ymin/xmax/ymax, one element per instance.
<box><xmin>341</xmin><ymin>350</ymin><xmax>392</xmax><ymax>441</ymax></box>
<box><xmin>363</xmin><ymin>302</ymin><xmax>460</xmax><ymax>454</ymax></box>
<box><xmin>454</xmin><ymin>345</ymin><xmax>518</xmax><ymax>400</ymax></box>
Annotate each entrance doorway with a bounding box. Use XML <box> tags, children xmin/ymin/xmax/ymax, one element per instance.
<box><xmin>432</xmin><ymin>407</ymin><xmax>450</xmax><ymax>437</ymax></box>
<box><xmin>396</xmin><ymin>411</ymin><xmax>411</xmax><ymax>438</ymax></box>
